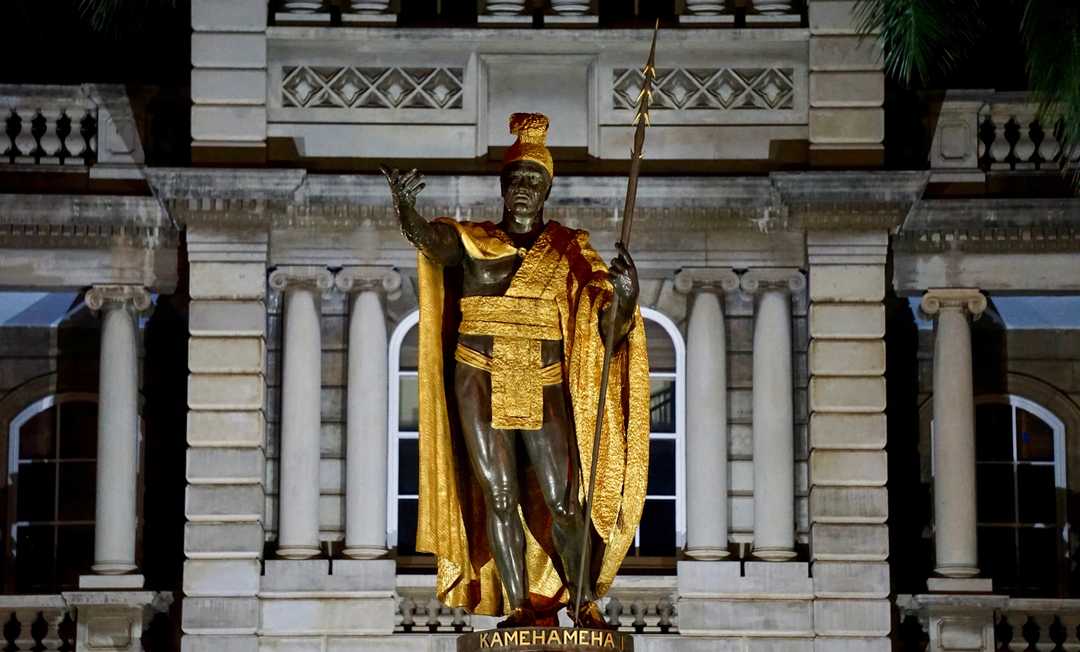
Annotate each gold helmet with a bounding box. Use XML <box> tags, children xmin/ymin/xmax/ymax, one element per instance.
<box><xmin>502</xmin><ymin>112</ymin><xmax>554</xmax><ymax>178</ymax></box>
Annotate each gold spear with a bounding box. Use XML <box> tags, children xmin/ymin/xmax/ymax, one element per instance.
<box><xmin>573</xmin><ymin>19</ymin><xmax>659</xmax><ymax>622</ymax></box>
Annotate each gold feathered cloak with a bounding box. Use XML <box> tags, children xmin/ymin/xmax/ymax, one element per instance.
<box><xmin>414</xmin><ymin>218</ymin><xmax>650</xmax><ymax>616</ymax></box>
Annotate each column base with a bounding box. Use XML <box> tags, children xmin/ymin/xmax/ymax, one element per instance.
<box><xmin>927</xmin><ymin>577</ymin><xmax>993</xmax><ymax>594</ymax></box>
<box><xmin>91</xmin><ymin>561</ymin><xmax>139</xmax><ymax>575</ymax></box>
<box><xmin>341</xmin><ymin>546</ymin><xmax>388</xmax><ymax>560</ymax></box>
<box><xmin>80</xmin><ymin>574</ymin><xmax>145</xmax><ymax>589</ymax></box>
<box><xmin>752</xmin><ymin>547</ymin><xmax>797</xmax><ymax>561</ymax></box>
<box><xmin>934</xmin><ymin>564</ymin><xmax>980</xmax><ymax>578</ymax></box>
<box><xmin>277</xmin><ymin>545</ymin><xmax>321</xmax><ymax>560</ymax></box>
<box><xmin>685</xmin><ymin>547</ymin><xmax>731</xmax><ymax>561</ymax></box>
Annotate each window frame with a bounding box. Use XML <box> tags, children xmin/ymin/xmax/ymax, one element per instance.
<box><xmin>6</xmin><ymin>392</ymin><xmax>98</xmax><ymax>593</ymax></box>
<box><xmin>386</xmin><ymin>307</ymin><xmax>687</xmax><ymax>563</ymax></box>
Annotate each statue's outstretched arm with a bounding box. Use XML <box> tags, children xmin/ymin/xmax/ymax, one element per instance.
<box><xmin>381</xmin><ymin>165</ymin><xmax>463</xmax><ymax>266</ymax></box>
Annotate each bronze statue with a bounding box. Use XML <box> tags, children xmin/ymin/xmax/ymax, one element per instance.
<box><xmin>382</xmin><ymin>112</ymin><xmax>650</xmax><ymax>628</ymax></box>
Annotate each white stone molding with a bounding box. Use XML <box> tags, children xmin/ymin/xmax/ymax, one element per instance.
<box><xmin>86</xmin><ymin>285</ymin><xmax>150</xmax><ymax>580</ymax></box>
<box><xmin>674</xmin><ymin>268</ymin><xmax>738</xmax><ymax>561</ymax></box>
<box><xmin>62</xmin><ymin>591</ymin><xmax>158</xmax><ymax>652</ymax></box>
<box><xmin>335</xmin><ymin>267</ymin><xmax>400</xmax><ymax>559</ymax></box>
<box><xmin>269</xmin><ymin>266</ymin><xmax>332</xmax><ymax>560</ymax></box>
<box><xmin>920</xmin><ymin>288</ymin><xmax>985</xmax><ymax>579</ymax></box>
<box><xmin>742</xmin><ymin>269</ymin><xmax>802</xmax><ymax>562</ymax></box>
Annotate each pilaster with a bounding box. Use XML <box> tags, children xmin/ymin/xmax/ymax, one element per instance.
<box><xmin>183</xmin><ymin>226</ymin><xmax>269</xmax><ymax>652</ymax></box>
<box><xmin>807</xmin><ymin>0</ymin><xmax>885</xmax><ymax>167</ymax></box>
<box><xmin>191</xmin><ymin>0</ymin><xmax>268</xmax><ymax>163</ymax></box>
<box><xmin>806</xmin><ymin>231</ymin><xmax>890</xmax><ymax>651</ymax></box>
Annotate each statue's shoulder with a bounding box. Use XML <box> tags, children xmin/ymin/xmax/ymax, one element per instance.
<box><xmin>435</xmin><ymin>219</ymin><xmax>518</xmax><ymax>260</ymax></box>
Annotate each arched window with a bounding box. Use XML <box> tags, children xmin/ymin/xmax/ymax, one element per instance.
<box><xmin>7</xmin><ymin>393</ymin><xmax>98</xmax><ymax>593</ymax></box>
<box><xmin>387</xmin><ymin>308</ymin><xmax>686</xmax><ymax>566</ymax></box>
<box><xmin>973</xmin><ymin>395</ymin><xmax>1067</xmax><ymax>596</ymax></box>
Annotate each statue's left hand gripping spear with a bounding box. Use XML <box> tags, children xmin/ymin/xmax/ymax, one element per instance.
<box><xmin>572</xmin><ymin>19</ymin><xmax>659</xmax><ymax>621</ymax></box>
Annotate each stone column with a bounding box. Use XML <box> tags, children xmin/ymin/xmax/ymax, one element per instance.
<box><xmin>269</xmin><ymin>267</ymin><xmax>333</xmax><ymax>559</ymax></box>
<box><xmin>743</xmin><ymin>269</ymin><xmax>805</xmax><ymax>561</ymax></box>
<box><xmin>336</xmin><ymin>267</ymin><xmax>401</xmax><ymax>559</ymax></box>
<box><xmin>85</xmin><ymin>284</ymin><xmax>152</xmax><ymax>579</ymax></box>
<box><xmin>921</xmin><ymin>288</ymin><xmax>987</xmax><ymax>579</ymax></box>
<box><xmin>675</xmin><ymin>268</ymin><xmax>739</xmax><ymax>560</ymax></box>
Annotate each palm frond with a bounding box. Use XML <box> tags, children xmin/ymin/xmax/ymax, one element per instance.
<box><xmin>853</xmin><ymin>0</ymin><xmax>985</xmax><ymax>87</ymax></box>
<box><xmin>77</xmin><ymin>0</ymin><xmax>177</xmax><ymax>34</ymax></box>
<box><xmin>1021</xmin><ymin>0</ymin><xmax>1080</xmax><ymax>186</ymax></box>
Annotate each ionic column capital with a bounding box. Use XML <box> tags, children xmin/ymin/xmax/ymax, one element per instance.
<box><xmin>674</xmin><ymin>267</ymin><xmax>740</xmax><ymax>294</ymax></box>
<box><xmin>920</xmin><ymin>288</ymin><xmax>987</xmax><ymax>318</ymax></box>
<box><xmin>85</xmin><ymin>285</ymin><xmax>152</xmax><ymax>313</ymax></box>
<box><xmin>334</xmin><ymin>266</ymin><xmax>402</xmax><ymax>295</ymax></box>
<box><xmin>739</xmin><ymin>268</ymin><xmax>806</xmax><ymax>295</ymax></box>
<box><xmin>269</xmin><ymin>266</ymin><xmax>334</xmax><ymax>293</ymax></box>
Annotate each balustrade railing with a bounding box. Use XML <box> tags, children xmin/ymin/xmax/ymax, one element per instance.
<box><xmin>896</xmin><ymin>595</ymin><xmax>1080</xmax><ymax>652</ymax></box>
<box><xmin>395</xmin><ymin>576</ymin><xmax>678</xmax><ymax>634</ymax></box>
<box><xmin>929</xmin><ymin>91</ymin><xmax>1080</xmax><ymax>178</ymax></box>
<box><xmin>994</xmin><ymin>600</ymin><xmax>1080</xmax><ymax>651</ymax></box>
<box><xmin>270</xmin><ymin>0</ymin><xmax>802</xmax><ymax>27</ymax></box>
<box><xmin>1</xmin><ymin>87</ymin><xmax>97</xmax><ymax>166</ymax></box>
<box><xmin>0</xmin><ymin>596</ymin><xmax>76</xmax><ymax>652</ymax></box>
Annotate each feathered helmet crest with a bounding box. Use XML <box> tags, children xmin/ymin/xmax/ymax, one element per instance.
<box><xmin>502</xmin><ymin>112</ymin><xmax>554</xmax><ymax>178</ymax></box>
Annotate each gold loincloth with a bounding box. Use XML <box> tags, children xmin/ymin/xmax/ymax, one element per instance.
<box><xmin>458</xmin><ymin>295</ymin><xmax>562</xmax><ymax>430</ymax></box>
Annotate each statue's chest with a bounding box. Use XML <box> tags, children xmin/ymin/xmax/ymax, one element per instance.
<box><xmin>461</xmin><ymin>253</ymin><xmax>524</xmax><ymax>296</ymax></box>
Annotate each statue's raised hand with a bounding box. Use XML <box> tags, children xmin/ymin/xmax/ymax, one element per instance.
<box><xmin>380</xmin><ymin>165</ymin><xmax>426</xmax><ymax>216</ymax></box>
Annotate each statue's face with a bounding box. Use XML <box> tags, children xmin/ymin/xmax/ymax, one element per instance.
<box><xmin>500</xmin><ymin>160</ymin><xmax>552</xmax><ymax>225</ymax></box>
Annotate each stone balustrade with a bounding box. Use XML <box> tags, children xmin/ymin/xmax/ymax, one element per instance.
<box><xmin>0</xmin><ymin>596</ymin><xmax>75</xmax><ymax>651</ymax></box>
<box><xmin>394</xmin><ymin>576</ymin><xmax>678</xmax><ymax>634</ymax></box>
<box><xmin>0</xmin><ymin>85</ymin><xmax>145</xmax><ymax>178</ymax></box>
<box><xmin>897</xmin><ymin>595</ymin><xmax>1080</xmax><ymax>652</ymax></box>
<box><xmin>929</xmin><ymin>90</ymin><xmax>1080</xmax><ymax>181</ymax></box>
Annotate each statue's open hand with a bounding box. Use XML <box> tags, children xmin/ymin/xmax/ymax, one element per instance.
<box><xmin>380</xmin><ymin>165</ymin><xmax>426</xmax><ymax>213</ymax></box>
<box><xmin>609</xmin><ymin>242</ymin><xmax>639</xmax><ymax>306</ymax></box>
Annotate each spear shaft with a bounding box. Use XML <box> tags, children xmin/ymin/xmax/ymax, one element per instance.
<box><xmin>573</xmin><ymin>20</ymin><xmax>659</xmax><ymax>621</ymax></box>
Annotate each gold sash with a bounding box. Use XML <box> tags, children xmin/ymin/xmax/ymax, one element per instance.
<box><xmin>459</xmin><ymin>292</ymin><xmax>561</xmax><ymax>430</ymax></box>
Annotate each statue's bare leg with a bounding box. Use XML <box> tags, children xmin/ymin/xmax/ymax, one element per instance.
<box><xmin>522</xmin><ymin>383</ymin><xmax>593</xmax><ymax>604</ymax></box>
<box><xmin>454</xmin><ymin>363</ymin><xmax>529</xmax><ymax>611</ymax></box>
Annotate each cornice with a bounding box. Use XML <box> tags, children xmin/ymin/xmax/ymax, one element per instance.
<box><xmin>0</xmin><ymin>194</ymin><xmax>178</xmax><ymax>249</ymax></box>
<box><xmin>895</xmin><ymin>198</ymin><xmax>1080</xmax><ymax>253</ymax></box>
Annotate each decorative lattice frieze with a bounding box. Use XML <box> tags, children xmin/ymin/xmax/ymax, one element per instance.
<box><xmin>613</xmin><ymin>67</ymin><xmax>795</xmax><ymax>112</ymax></box>
<box><xmin>281</xmin><ymin>66</ymin><xmax>464</xmax><ymax>110</ymax></box>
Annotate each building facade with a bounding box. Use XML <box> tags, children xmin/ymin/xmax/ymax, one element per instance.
<box><xmin>0</xmin><ymin>1</ymin><xmax>1078</xmax><ymax>651</ymax></box>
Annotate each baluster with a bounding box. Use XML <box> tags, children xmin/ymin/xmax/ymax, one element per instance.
<box><xmin>4</xmin><ymin>612</ymin><xmax>21</xmax><ymax>652</ymax></box>
<box><xmin>56</xmin><ymin>613</ymin><xmax>75</xmax><ymax>652</ymax></box>
<box><xmin>398</xmin><ymin>597</ymin><xmax>416</xmax><ymax>632</ymax></box>
<box><xmin>1022</xmin><ymin>615</ymin><xmax>1041</xmax><ymax>650</ymax></box>
<box><xmin>14</xmin><ymin>108</ymin><xmax>38</xmax><ymax>164</ymax></box>
<box><xmin>37</xmin><ymin>110</ymin><xmax>62</xmax><ymax>165</ymax></box>
<box><xmin>753</xmin><ymin>0</ymin><xmax>794</xmax><ymax>13</ymax></box>
<box><xmin>1047</xmin><ymin>616</ymin><xmax>1066</xmax><ymax>652</ymax></box>
<box><xmin>78</xmin><ymin>110</ymin><xmax>97</xmax><ymax>165</ymax></box>
<box><xmin>54</xmin><ymin>111</ymin><xmax>73</xmax><ymax>164</ymax></box>
<box><xmin>657</xmin><ymin>598</ymin><xmax>675</xmax><ymax>633</ymax></box>
<box><xmin>977</xmin><ymin>112</ymin><xmax>996</xmax><ymax>170</ymax></box>
<box><xmin>2</xmin><ymin>109</ymin><xmax>19</xmax><ymax>162</ymax></box>
<box><xmin>1011</xmin><ymin>112</ymin><xmax>1038</xmax><ymax>170</ymax></box>
<box><xmin>989</xmin><ymin>115</ymin><xmax>1013</xmax><ymax>170</ymax></box>
<box><xmin>425</xmin><ymin>598</ymin><xmax>442</xmax><ymax>632</ymax></box>
<box><xmin>630</xmin><ymin>600</ymin><xmax>647</xmax><ymax>633</ymax></box>
<box><xmin>451</xmin><ymin>607</ymin><xmax>467</xmax><ymax>632</ymax></box>
<box><xmin>279</xmin><ymin>0</ymin><xmax>327</xmax><ymax>12</ymax></box>
<box><xmin>1037</xmin><ymin>117</ymin><xmax>1061</xmax><ymax>169</ymax></box>
<box><xmin>604</xmin><ymin>597</ymin><xmax>623</xmax><ymax>629</ymax></box>
<box><xmin>994</xmin><ymin>614</ymin><xmax>1013</xmax><ymax>652</ymax></box>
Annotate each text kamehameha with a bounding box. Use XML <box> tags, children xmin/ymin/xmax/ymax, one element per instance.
<box><xmin>477</xmin><ymin>628</ymin><xmax>625</xmax><ymax>649</ymax></box>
